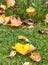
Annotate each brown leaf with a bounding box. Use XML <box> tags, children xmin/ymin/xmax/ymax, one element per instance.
<box><xmin>16</xmin><ymin>17</ymin><xmax>22</xmax><ymax>26</ymax></box>
<box><xmin>3</xmin><ymin>16</ymin><xmax>11</xmax><ymax>25</ymax></box>
<box><xmin>38</xmin><ymin>28</ymin><xmax>48</xmax><ymax>34</ymax></box>
<box><xmin>27</xmin><ymin>44</ymin><xmax>36</xmax><ymax>53</ymax></box>
<box><xmin>23</xmin><ymin>18</ymin><xmax>33</xmax><ymax>25</ymax></box>
<box><xmin>0</xmin><ymin>8</ymin><xmax>5</xmax><ymax>14</ymax></box>
<box><xmin>3</xmin><ymin>16</ymin><xmax>22</xmax><ymax>27</ymax></box>
<box><xmin>30</xmin><ymin>52</ymin><xmax>41</xmax><ymax>62</ymax></box>
<box><xmin>8</xmin><ymin>50</ymin><xmax>16</xmax><ymax>58</ymax></box>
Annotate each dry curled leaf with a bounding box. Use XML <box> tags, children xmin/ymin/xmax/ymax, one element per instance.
<box><xmin>23</xmin><ymin>18</ymin><xmax>33</xmax><ymax>25</ymax></box>
<box><xmin>18</xmin><ymin>35</ymin><xmax>29</xmax><ymax>42</ymax></box>
<box><xmin>16</xmin><ymin>17</ymin><xmax>22</xmax><ymax>26</ymax></box>
<box><xmin>6</xmin><ymin>0</ymin><xmax>15</xmax><ymax>8</ymax></box>
<box><xmin>30</xmin><ymin>52</ymin><xmax>41</xmax><ymax>62</ymax></box>
<box><xmin>27</xmin><ymin>44</ymin><xmax>36</xmax><ymax>53</ymax></box>
<box><xmin>3</xmin><ymin>16</ymin><xmax>11</xmax><ymax>25</ymax></box>
<box><xmin>9</xmin><ymin>50</ymin><xmax>16</xmax><ymax>58</ymax></box>
<box><xmin>3</xmin><ymin>16</ymin><xmax>22</xmax><ymax>27</ymax></box>
<box><xmin>38</xmin><ymin>28</ymin><xmax>48</xmax><ymax>34</ymax></box>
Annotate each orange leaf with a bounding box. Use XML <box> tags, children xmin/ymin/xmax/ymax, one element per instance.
<box><xmin>30</xmin><ymin>52</ymin><xmax>41</xmax><ymax>62</ymax></box>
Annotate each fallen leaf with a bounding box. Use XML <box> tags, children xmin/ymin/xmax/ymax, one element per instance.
<box><xmin>23</xmin><ymin>62</ymin><xmax>30</xmax><ymax>65</ymax></box>
<box><xmin>0</xmin><ymin>4</ymin><xmax>6</xmax><ymax>14</ymax></box>
<box><xmin>26</xmin><ymin>7</ymin><xmax>36</xmax><ymax>16</ymax></box>
<box><xmin>6</xmin><ymin>0</ymin><xmax>15</xmax><ymax>7</ymax></box>
<box><xmin>0</xmin><ymin>14</ymin><xmax>5</xmax><ymax>24</ymax></box>
<box><xmin>27</xmin><ymin>44</ymin><xmax>36</xmax><ymax>53</ymax></box>
<box><xmin>3</xmin><ymin>16</ymin><xmax>11</xmax><ymax>25</ymax></box>
<box><xmin>38</xmin><ymin>28</ymin><xmax>48</xmax><ymax>34</ymax></box>
<box><xmin>12</xmin><ymin>43</ymin><xmax>30</xmax><ymax>55</ymax></box>
<box><xmin>18</xmin><ymin>35</ymin><xmax>29</xmax><ymax>42</ymax></box>
<box><xmin>30</xmin><ymin>52</ymin><xmax>41</xmax><ymax>62</ymax></box>
<box><xmin>3</xmin><ymin>16</ymin><xmax>22</xmax><ymax>27</ymax></box>
<box><xmin>9</xmin><ymin>50</ymin><xmax>16</xmax><ymax>58</ymax></box>
<box><xmin>0</xmin><ymin>4</ymin><xmax>6</xmax><ymax>10</ymax></box>
<box><xmin>0</xmin><ymin>8</ymin><xmax>5</xmax><ymax>14</ymax></box>
<box><xmin>28</xmin><ymin>25</ymin><xmax>34</xmax><ymax>29</ymax></box>
<box><xmin>23</xmin><ymin>18</ymin><xmax>33</xmax><ymax>25</ymax></box>
<box><xmin>12</xmin><ymin>43</ymin><xmax>36</xmax><ymax>55</ymax></box>
<box><xmin>16</xmin><ymin>17</ymin><xmax>22</xmax><ymax>26</ymax></box>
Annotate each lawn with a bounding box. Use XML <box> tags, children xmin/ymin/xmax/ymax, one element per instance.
<box><xmin>0</xmin><ymin>25</ymin><xmax>48</xmax><ymax>65</ymax></box>
<box><xmin>0</xmin><ymin>0</ymin><xmax>48</xmax><ymax>65</ymax></box>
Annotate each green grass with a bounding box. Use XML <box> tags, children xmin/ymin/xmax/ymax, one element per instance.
<box><xmin>0</xmin><ymin>25</ymin><xmax>48</xmax><ymax>65</ymax></box>
<box><xmin>0</xmin><ymin>0</ymin><xmax>48</xmax><ymax>65</ymax></box>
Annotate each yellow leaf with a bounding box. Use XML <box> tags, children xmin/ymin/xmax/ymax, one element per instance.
<box><xmin>18</xmin><ymin>35</ymin><xmax>29</xmax><ymax>42</ymax></box>
<box><xmin>26</xmin><ymin>7</ymin><xmax>36</xmax><ymax>16</ymax></box>
<box><xmin>0</xmin><ymin>4</ymin><xmax>6</xmax><ymax>10</ymax></box>
<box><xmin>12</xmin><ymin>43</ymin><xmax>30</xmax><ymax>55</ymax></box>
<box><xmin>0</xmin><ymin>14</ymin><xmax>6</xmax><ymax>24</ymax></box>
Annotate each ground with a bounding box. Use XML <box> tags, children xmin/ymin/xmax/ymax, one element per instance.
<box><xmin>0</xmin><ymin>25</ymin><xmax>48</xmax><ymax>65</ymax></box>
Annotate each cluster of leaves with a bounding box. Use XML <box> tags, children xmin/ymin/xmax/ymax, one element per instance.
<box><xmin>1</xmin><ymin>0</ymin><xmax>48</xmax><ymax>21</ymax></box>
